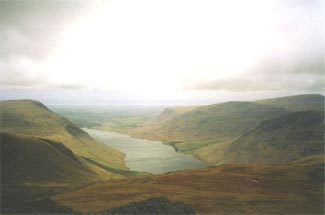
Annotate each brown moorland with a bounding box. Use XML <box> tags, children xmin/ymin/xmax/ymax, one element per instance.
<box><xmin>54</xmin><ymin>154</ymin><xmax>325</xmax><ymax>214</ymax></box>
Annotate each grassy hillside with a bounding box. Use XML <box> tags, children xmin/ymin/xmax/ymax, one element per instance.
<box><xmin>54</xmin><ymin>155</ymin><xmax>324</xmax><ymax>214</ymax></box>
<box><xmin>0</xmin><ymin>99</ymin><xmax>126</xmax><ymax>169</ymax></box>
<box><xmin>0</xmin><ymin>132</ymin><xmax>123</xmax><ymax>214</ymax></box>
<box><xmin>255</xmin><ymin>94</ymin><xmax>324</xmax><ymax>111</ymax></box>
<box><xmin>160</xmin><ymin>102</ymin><xmax>286</xmax><ymax>142</ymax></box>
<box><xmin>0</xmin><ymin>99</ymin><xmax>132</xmax><ymax>213</ymax></box>
<box><xmin>193</xmin><ymin>110</ymin><xmax>325</xmax><ymax>165</ymax></box>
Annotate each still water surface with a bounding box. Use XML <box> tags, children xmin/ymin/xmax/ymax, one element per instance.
<box><xmin>83</xmin><ymin>128</ymin><xmax>207</xmax><ymax>174</ymax></box>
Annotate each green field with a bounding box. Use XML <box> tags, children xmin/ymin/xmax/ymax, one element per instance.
<box><xmin>166</xmin><ymin>140</ymin><xmax>216</xmax><ymax>152</ymax></box>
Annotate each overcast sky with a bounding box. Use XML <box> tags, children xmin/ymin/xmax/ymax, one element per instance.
<box><xmin>1</xmin><ymin>0</ymin><xmax>324</xmax><ymax>105</ymax></box>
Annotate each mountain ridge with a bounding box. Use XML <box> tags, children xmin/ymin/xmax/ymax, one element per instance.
<box><xmin>0</xmin><ymin>99</ymin><xmax>126</xmax><ymax>170</ymax></box>
<box><xmin>255</xmin><ymin>94</ymin><xmax>324</xmax><ymax>111</ymax></box>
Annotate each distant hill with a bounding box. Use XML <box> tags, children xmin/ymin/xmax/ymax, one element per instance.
<box><xmin>50</xmin><ymin>105</ymin><xmax>164</xmax><ymax>128</ymax></box>
<box><xmin>120</xmin><ymin>102</ymin><xmax>287</xmax><ymax>145</ymax></box>
<box><xmin>0</xmin><ymin>100</ymin><xmax>126</xmax><ymax>170</ymax></box>
<box><xmin>160</xmin><ymin>102</ymin><xmax>287</xmax><ymax>142</ymax></box>
<box><xmin>255</xmin><ymin>94</ymin><xmax>324</xmax><ymax>111</ymax></box>
<box><xmin>150</xmin><ymin>106</ymin><xmax>196</xmax><ymax>123</ymax></box>
<box><xmin>193</xmin><ymin>110</ymin><xmax>325</xmax><ymax>165</ymax></box>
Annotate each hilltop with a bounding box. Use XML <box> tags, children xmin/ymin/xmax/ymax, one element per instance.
<box><xmin>255</xmin><ymin>94</ymin><xmax>324</xmax><ymax>111</ymax></box>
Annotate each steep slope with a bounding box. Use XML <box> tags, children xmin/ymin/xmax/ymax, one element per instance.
<box><xmin>1</xmin><ymin>132</ymin><xmax>100</xmax><ymax>185</ymax></box>
<box><xmin>0</xmin><ymin>99</ymin><xmax>126</xmax><ymax>169</ymax></box>
<box><xmin>0</xmin><ymin>100</ymin><xmax>131</xmax><ymax>214</ymax></box>
<box><xmin>1</xmin><ymin>132</ymin><xmax>121</xmax><ymax>214</ymax></box>
<box><xmin>54</xmin><ymin>155</ymin><xmax>324</xmax><ymax>214</ymax></box>
<box><xmin>255</xmin><ymin>94</ymin><xmax>324</xmax><ymax>111</ymax></box>
<box><xmin>193</xmin><ymin>111</ymin><xmax>325</xmax><ymax>165</ymax></box>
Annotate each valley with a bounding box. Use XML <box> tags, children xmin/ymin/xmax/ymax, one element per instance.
<box><xmin>54</xmin><ymin>94</ymin><xmax>325</xmax><ymax>166</ymax></box>
<box><xmin>1</xmin><ymin>94</ymin><xmax>324</xmax><ymax>214</ymax></box>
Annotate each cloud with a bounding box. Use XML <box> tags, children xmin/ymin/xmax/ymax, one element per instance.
<box><xmin>0</xmin><ymin>0</ymin><xmax>104</xmax><ymax>60</ymax></box>
<box><xmin>0</xmin><ymin>55</ymin><xmax>45</xmax><ymax>88</ymax></box>
<box><xmin>0</xmin><ymin>0</ymin><xmax>104</xmax><ymax>90</ymax></box>
<box><xmin>56</xmin><ymin>84</ymin><xmax>86</xmax><ymax>90</ymax></box>
<box><xmin>184</xmin><ymin>55</ymin><xmax>325</xmax><ymax>92</ymax></box>
<box><xmin>0</xmin><ymin>0</ymin><xmax>324</xmax><ymax>104</ymax></box>
<box><xmin>186</xmin><ymin>75</ymin><xmax>324</xmax><ymax>92</ymax></box>
<box><xmin>0</xmin><ymin>55</ymin><xmax>86</xmax><ymax>90</ymax></box>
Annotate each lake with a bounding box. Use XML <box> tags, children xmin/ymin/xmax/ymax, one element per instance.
<box><xmin>83</xmin><ymin>128</ymin><xmax>207</xmax><ymax>174</ymax></box>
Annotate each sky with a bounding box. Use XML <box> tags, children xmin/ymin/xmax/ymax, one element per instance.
<box><xmin>1</xmin><ymin>0</ymin><xmax>324</xmax><ymax>105</ymax></box>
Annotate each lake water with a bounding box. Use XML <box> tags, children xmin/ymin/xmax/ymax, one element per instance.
<box><xmin>83</xmin><ymin>128</ymin><xmax>207</xmax><ymax>174</ymax></box>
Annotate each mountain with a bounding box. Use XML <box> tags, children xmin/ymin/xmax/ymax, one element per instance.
<box><xmin>115</xmin><ymin>102</ymin><xmax>287</xmax><ymax>148</ymax></box>
<box><xmin>255</xmin><ymin>94</ymin><xmax>324</xmax><ymax>111</ymax></box>
<box><xmin>159</xmin><ymin>102</ymin><xmax>286</xmax><ymax>142</ymax></box>
<box><xmin>0</xmin><ymin>100</ymin><xmax>130</xmax><ymax>213</ymax></box>
<box><xmin>53</xmin><ymin>154</ymin><xmax>324</xmax><ymax>214</ymax></box>
<box><xmin>0</xmin><ymin>99</ymin><xmax>126</xmax><ymax>170</ymax></box>
<box><xmin>192</xmin><ymin>110</ymin><xmax>325</xmax><ymax>165</ymax></box>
